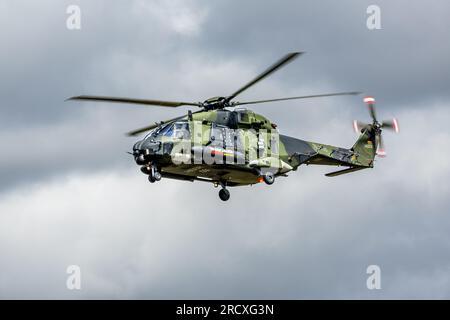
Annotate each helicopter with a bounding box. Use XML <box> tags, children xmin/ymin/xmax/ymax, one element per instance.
<box><xmin>68</xmin><ymin>52</ymin><xmax>399</xmax><ymax>201</ymax></box>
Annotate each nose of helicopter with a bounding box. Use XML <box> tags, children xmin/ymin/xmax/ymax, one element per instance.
<box><xmin>132</xmin><ymin>139</ymin><xmax>144</xmax><ymax>153</ymax></box>
<box><xmin>132</xmin><ymin>139</ymin><xmax>161</xmax><ymax>165</ymax></box>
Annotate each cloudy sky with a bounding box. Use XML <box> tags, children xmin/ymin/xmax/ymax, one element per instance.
<box><xmin>1</xmin><ymin>0</ymin><xmax>450</xmax><ymax>299</ymax></box>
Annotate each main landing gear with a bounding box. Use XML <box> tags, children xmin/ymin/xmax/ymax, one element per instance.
<box><xmin>216</xmin><ymin>171</ymin><xmax>275</xmax><ymax>202</ymax></box>
<box><xmin>262</xmin><ymin>172</ymin><xmax>275</xmax><ymax>185</ymax></box>
<box><xmin>218</xmin><ymin>181</ymin><xmax>230</xmax><ymax>201</ymax></box>
<box><xmin>219</xmin><ymin>188</ymin><xmax>230</xmax><ymax>201</ymax></box>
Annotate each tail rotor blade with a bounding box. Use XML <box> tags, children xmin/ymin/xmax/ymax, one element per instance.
<box><xmin>353</xmin><ymin>120</ymin><xmax>369</xmax><ymax>133</ymax></box>
<box><xmin>376</xmin><ymin>134</ymin><xmax>386</xmax><ymax>157</ymax></box>
<box><xmin>381</xmin><ymin>118</ymin><xmax>400</xmax><ymax>133</ymax></box>
<box><xmin>363</xmin><ymin>96</ymin><xmax>377</xmax><ymax>122</ymax></box>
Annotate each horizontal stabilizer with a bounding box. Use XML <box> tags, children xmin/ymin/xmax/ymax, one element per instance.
<box><xmin>325</xmin><ymin>167</ymin><xmax>366</xmax><ymax>177</ymax></box>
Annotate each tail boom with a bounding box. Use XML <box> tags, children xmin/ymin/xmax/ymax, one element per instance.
<box><xmin>279</xmin><ymin>134</ymin><xmax>373</xmax><ymax>177</ymax></box>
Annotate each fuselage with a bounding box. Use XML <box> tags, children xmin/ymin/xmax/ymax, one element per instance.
<box><xmin>132</xmin><ymin>109</ymin><xmax>295</xmax><ymax>186</ymax></box>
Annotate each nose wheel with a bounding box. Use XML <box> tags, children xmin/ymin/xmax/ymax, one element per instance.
<box><xmin>147</xmin><ymin>166</ymin><xmax>161</xmax><ymax>183</ymax></box>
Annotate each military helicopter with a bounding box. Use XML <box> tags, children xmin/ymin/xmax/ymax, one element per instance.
<box><xmin>68</xmin><ymin>52</ymin><xmax>399</xmax><ymax>201</ymax></box>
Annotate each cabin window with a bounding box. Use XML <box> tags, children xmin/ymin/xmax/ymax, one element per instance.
<box><xmin>210</xmin><ymin>123</ymin><xmax>243</xmax><ymax>150</ymax></box>
<box><xmin>210</xmin><ymin>123</ymin><xmax>225</xmax><ymax>147</ymax></box>
<box><xmin>270</xmin><ymin>134</ymin><xmax>279</xmax><ymax>155</ymax></box>
<box><xmin>173</xmin><ymin>122</ymin><xmax>190</xmax><ymax>139</ymax></box>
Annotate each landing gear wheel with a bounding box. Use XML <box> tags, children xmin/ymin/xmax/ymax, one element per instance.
<box><xmin>263</xmin><ymin>172</ymin><xmax>275</xmax><ymax>185</ymax></box>
<box><xmin>219</xmin><ymin>188</ymin><xmax>230</xmax><ymax>201</ymax></box>
<box><xmin>153</xmin><ymin>171</ymin><xmax>161</xmax><ymax>181</ymax></box>
<box><xmin>148</xmin><ymin>166</ymin><xmax>161</xmax><ymax>183</ymax></box>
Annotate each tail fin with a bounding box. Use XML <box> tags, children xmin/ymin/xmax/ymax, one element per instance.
<box><xmin>351</xmin><ymin>126</ymin><xmax>377</xmax><ymax>166</ymax></box>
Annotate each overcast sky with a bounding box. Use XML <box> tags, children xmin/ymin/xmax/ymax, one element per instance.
<box><xmin>1</xmin><ymin>0</ymin><xmax>450</xmax><ymax>299</ymax></box>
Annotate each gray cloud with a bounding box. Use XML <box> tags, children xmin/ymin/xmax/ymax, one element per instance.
<box><xmin>1</xmin><ymin>0</ymin><xmax>450</xmax><ymax>299</ymax></box>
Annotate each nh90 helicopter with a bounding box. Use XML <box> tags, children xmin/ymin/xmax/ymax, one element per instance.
<box><xmin>68</xmin><ymin>52</ymin><xmax>399</xmax><ymax>201</ymax></box>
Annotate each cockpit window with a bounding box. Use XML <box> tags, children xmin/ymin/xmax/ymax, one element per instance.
<box><xmin>157</xmin><ymin>123</ymin><xmax>174</xmax><ymax>137</ymax></box>
<box><xmin>144</xmin><ymin>127</ymin><xmax>159</xmax><ymax>140</ymax></box>
<box><xmin>152</xmin><ymin>121</ymin><xmax>190</xmax><ymax>139</ymax></box>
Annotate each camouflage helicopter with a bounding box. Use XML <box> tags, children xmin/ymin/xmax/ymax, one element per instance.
<box><xmin>68</xmin><ymin>52</ymin><xmax>399</xmax><ymax>201</ymax></box>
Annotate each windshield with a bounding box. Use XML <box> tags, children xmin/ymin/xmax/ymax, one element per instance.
<box><xmin>159</xmin><ymin>123</ymin><xmax>174</xmax><ymax>136</ymax></box>
<box><xmin>150</xmin><ymin>121</ymin><xmax>190</xmax><ymax>139</ymax></box>
<box><xmin>144</xmin><ymin>128</ymin><xmax>157</xmax><ymax>140</ymax></box>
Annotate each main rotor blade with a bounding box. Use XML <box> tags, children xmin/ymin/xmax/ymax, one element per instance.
<box><xmin>126</xmin><ymin>111</ymin><xmax>202</xmax><ymax>136</ymax></box>
<box><xmin>233</xmin><ymin>91</ymin><xmax>361</xmax><ymax>106</ymax></box>
<box><xmin>227</xmin><ymin>52</ymin><xmax>303</xmax><ymax>101</ymax></box>
<box><xmin>127</xmin><ymin>123</ymin><xmax>162</xmax><ymax>137</ymax></box>
<box><xmin>67</xmin><ymin>95</ymin><xmax>201</xmax><ymax>108</ymax></box>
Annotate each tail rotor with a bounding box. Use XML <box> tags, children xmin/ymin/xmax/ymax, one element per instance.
<box><xmin>353</xmin><ymin>96</ymin><xmax>399</xmax><ymax>157</ymax></box>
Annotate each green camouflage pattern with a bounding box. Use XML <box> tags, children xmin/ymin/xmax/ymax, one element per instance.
<box><xmin>133</xmin><ymin>109</ymin><xmax>377</xmax><ymax>186</ymax></box>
